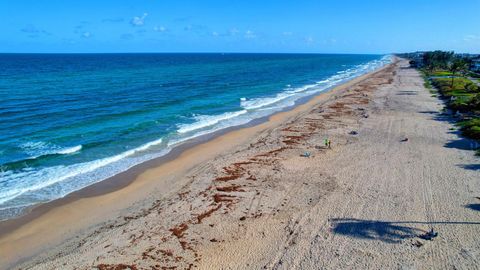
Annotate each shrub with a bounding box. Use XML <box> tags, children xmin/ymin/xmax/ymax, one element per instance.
<box><xmin>465</xmin><ymin>83</ymin><xmax>479</xmax><ymax>92</ymax></box>
<box><xmin>468</xmin><ymin>95</ymin><xmax>480</xmax><ymax>111</ymax></box>
<box><xmin>431</xmin><ymin>70</ymin><xmax>454</xmax><ymax>76</ymax></box>
<box><xmin>459</xmin><ymin>118</ymin><xmax>480</xmax><ymax>140</ymax></box>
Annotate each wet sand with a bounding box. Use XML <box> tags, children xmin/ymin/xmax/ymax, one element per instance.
<box><xmin>2</xmin><ymin>59</ymin><xmax>480</xmax><ymax>269</ymax></box>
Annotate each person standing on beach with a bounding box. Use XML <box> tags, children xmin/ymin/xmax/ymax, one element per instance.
<box><xmin>324</xmin><ymin>138</ymin><xmax>332</xmax><ymax>149</ymax></box>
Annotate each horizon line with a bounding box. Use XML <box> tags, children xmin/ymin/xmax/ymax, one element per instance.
<box><xmin>0</xmin><ymin>51</ymin><xmax>392</xmax><ymax>55</ymax></box>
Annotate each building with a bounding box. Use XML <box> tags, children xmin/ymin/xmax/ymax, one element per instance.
<box><xmin>471</xmin><ymin>58</ymin><xmax>480</xmax><ymax>72</ymax></box>
<box><xmin>409</xmin><ymin>52</ymin><xmax>425</xmax><ymax>68</ymax></box>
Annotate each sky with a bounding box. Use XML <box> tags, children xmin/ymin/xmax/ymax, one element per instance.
<box><xmin>1</xmin><ymin>0</ymin><xmax>479</xmax><ymax>54</ymax></box>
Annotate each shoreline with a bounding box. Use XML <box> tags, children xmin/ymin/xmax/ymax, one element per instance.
<box><xmin>0</xmin><ymin>60</ymin><xmax>395</xmax><ymax>268</ymax></box>
<box><xmin>0</xmin><ymin>58</ymin><xmax>389</xmax><ymax>224</ymax></box>
<box><xmin>0</xmin><ymin>60</ymin><xmax>392</xmax><ymax>233</ymax></box>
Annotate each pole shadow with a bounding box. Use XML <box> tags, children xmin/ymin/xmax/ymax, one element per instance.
<box><xmin>330</xmin><ymin>218</ymin><xmax>424</xmax><ymax>243</ymax></box>
<box><xmin>458</xmin><ymin>164</ymin><xmax>480</xmax><ymax>170</ymax></box>
<box><xmin>330</xmin><ymin>218</ymin><xmax>480</xmax><ymax>243</ymax></box>
<box><xmin>420</xmin><ymin>111</ymin><xmax>480</xmax><ymax>165</ymax></box>
<box><xmin>465</xmin><ymin>204</ymin><xmax>480</xmax><ymax>211</ymax></box>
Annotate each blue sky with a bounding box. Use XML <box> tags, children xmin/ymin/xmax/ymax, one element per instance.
<box><xmin>1</xmin><ymin>0</ymin><xmax>479</xmax><ymax>53</ymax></box>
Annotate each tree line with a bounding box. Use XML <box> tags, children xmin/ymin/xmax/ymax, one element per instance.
<box><xmin>422</xmin><ymin>51</ymin><xmax>471</xmax><ymax>75</ymax></box>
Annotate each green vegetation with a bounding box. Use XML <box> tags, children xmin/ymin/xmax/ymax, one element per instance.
<box><xmin>431</xmin><ymin>76</ymin><xmax>480</xmax><ymax>154</ymax></box>
<box><xmin>419</xmin><ymin>70</ymin><xmax>437</xmax><ymax>95</ymax></box>
<box><xmin>431</xmin><ymin>77</ymin><xmax>479</xmax><ymax>112</ymax></box>
<box><xmin>423</xmin><ymin>51</ymin><xmax>454</xmax><ymax>70</ymax></box>
<box><xmin>458</xmin><ymin>118</ymin><xmax>480</xmax><ymax>140</ymax></box>
<box><xmin>430</xmin><ymin>71</ymin><xmax>454</xmax><ymax>76</ymax></box>
<box><xmin>469</xmin><ymin>72</ymin><xmax>480</xmax><ymax>79</ymax></box>
<box><xmin>414</xmin><ymin>50</ymin><xmax>480</xmax><ymax>155</ymax></box>
<box><xmin>419</xmin><ymin>51</ymin><xmax>471</xmax><ymax>79</ymax></box>
<box><xmin>424</xmin><ymin>80</ymin><xmax>433</xmax><ymax>90</ymax></box>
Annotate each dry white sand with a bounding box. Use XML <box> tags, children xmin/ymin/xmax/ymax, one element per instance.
<box><xmin>2</xmin><ymin>59</ymin><xmax>479</xmax><ymax>270</ymax></box>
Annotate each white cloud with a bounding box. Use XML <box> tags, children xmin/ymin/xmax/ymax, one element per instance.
<box><xmin>229</xmin><ymin>28</ymin><xmax>239</xmax><ymax>36</ymax></box>
<box><xmin>244</xmin><ymin>30</ymin><xmax>256</xmax><ymax>39</ymax></box>
<box><xmin>102</xmin><ymin>18</ymin><xmax>124</xmax><ymax>23</ymax></box>
<box><xmin>153</xmin><ymin>26</ymin><xmax>167</xmax><ymax>32</ymax></box>
<box><xmin>464</xmin><ymin>34</ymin><xmax>480</xmax><ymax>42</ymax></box>
<box><xmin>21</xmin><ymin>24</ymin><xmax>51</xmax><ymax>36</ymax></box>
<box><xmin>130</xmin><ymin>13</ymin><xmax>148</xmax><ymax>26</ymax></box>
<box><xmin>207</xmin><ymin>28</ymin><xmax>239</xmax><ymax>37</ymax></box>
<box><xmin>305</xmin><ymin>36</ymin><xmax>314</xmax><ymax>44</ymax></box>
<box><xmin>82</xmin><ymin>32</ymin><xmax>92</xmax><ymax>38</ymax></box>
<box><xmin>283</xmin><ymin>31</ymin><xmax>293</xmax><ymax>36</ymax></box>
<box><xmin>183</xmin><ymin>24</ymin><xmax>208</xmax><ymax>33</ymax></box>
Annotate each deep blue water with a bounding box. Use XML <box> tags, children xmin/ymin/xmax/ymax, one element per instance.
<box><xmin>0</xmin><ymin>53</ymin><xmax>390</xmax><ymax>219</ymax></box>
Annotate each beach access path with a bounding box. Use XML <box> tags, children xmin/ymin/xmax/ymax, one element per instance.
<box><xmin>3</xmin><ymin>59</ymin><xmax>480</xmax><ymax>269</ymax></box>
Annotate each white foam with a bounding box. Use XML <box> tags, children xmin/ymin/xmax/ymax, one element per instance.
<box><xmin>56</xmin><ymin>145</ymin><xmax>82</xmax><ymax>155</ymax></box>
<box><xmin>177</xmin><ymin>110</ymin><xmax>248</xmax><ymax>134</ymax></box>
<box><xmin>20</xmin><ymin>141</ymin><xmax>82</xmax><ymax>159</ymax></box>
<box><xmin>135</xmin><ymin>138</ymin><xmax>164</xmax><ymax>152</ymax></box>
<box><xmin>169</xmin><ymin>116</ymin><xmax>252</xmax><ymax>148</ymax></box>
<box><xmin>240</xmin><ymin>82</ymin><xmax>327</xmax><ymax>111</ymax></box>
<box><xmin>241</xmin><ymin>55</ymin><xmax>391</xmax><ymax>113</ymax></box>
<box><xmin>317</xmin><ymin>79</ymin><xmax>330</xmax><ymax>84</ymax></box>
<box><xmin>0</xmin><ymin>55</ymin><xmax>393</xmax><ymax>217</ymax></box>
<box><xmin>0</xmin><ymin>138</ymin><xmax>164</xmax><ymax>206</ymax></box>
<box><xmin>241</xmin><ymin>93</ymin><xmax>293</xmax><ymax>110</ymax></box>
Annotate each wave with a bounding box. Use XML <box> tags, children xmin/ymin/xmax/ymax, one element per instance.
<box><xmin>134</xmin><ymin>138</ymin><xmax>164</xmax><ymax>152</ymax></box>
<box><xmin>0</xmin><ymin>137</ymin><xmax>165</xmax><ymax>207</ymax></box>
<box><xmin>241</xmin><ymin>55</ymin><xmax>391</xmax><ymax>111</ymax></box>
<box><xmin>241</xmin><ymin>93</ymin><xmax>293</xmax><ymax>110</ymax></box>
<box><xmin>168</xmin><ymin>114</ymin><xmax>252</xmax><ymax>148</ymax></box>
<box><xmin>56</xmin><ymin>145</ymin><xmax>82</xmax><ymax>155</ymax></box>
<box><xmin>177</xmin><ymin>110</ymin><xmax>248</xmax><ymax>134</ymax></box>
<box><xmin>171</xmin><ymin>55</ymin><xmax>391</xmax><ymax>149</ymax></box>
<box><xmin>0</xmin><ymin>55</ymin><xmax>392</xmax><ymax>220</ymax></box>
<box><xmin>240</xmin><ymin>82</ymin><xmax>333</xmax><ymax>111</ymax></box>
<box><xmin>20</xmin><ymin>141</ymin><xmax>82</xmax><ymax>160</ymax></box>
<box><xmin>1</xmin><ymin>143</ymin><xmax>84</xmax><ymax>171</ymax></box>
<box><xmin>172</xmin><ymin>55</ymin><xmax>391</xmax><ymax>147</ymax></box>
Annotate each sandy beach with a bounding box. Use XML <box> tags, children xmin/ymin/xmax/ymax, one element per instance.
<box><xmin>1</xmin><ymin>58</ymin><xmax>480</xmax><ymax>269</ymax></box>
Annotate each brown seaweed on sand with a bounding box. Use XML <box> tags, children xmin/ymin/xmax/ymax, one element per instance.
<box><xmin>170</xmin><ymin>223</ymin><xmax>189</xmax><ymax>238</ymax></box>
<box><xmin>96</xmin><ymin>264</ymin><xmax>138</xmax><ymax>270</ymax></box>
<box><xmin>196</xmin><ymin>204</ymin><xmax>222</xmax><ymax>224</ymax></box>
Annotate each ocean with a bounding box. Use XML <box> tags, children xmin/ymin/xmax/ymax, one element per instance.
<box><xmin>0</xmin><ymin>53</ymin><xmax>390</xmax><ymax>220</ymax></box>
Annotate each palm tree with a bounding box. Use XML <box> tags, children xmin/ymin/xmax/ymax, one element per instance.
<box><xmin>449</xmin><ymin>59</ymin><xmax>468</xmax><ymax>88</ymax></box>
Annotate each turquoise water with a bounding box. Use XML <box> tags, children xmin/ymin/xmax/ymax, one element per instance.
<box><xmin>0</xmin><ymin>53</ymin><xmax>390</xmax><ymax>219</ymax></box>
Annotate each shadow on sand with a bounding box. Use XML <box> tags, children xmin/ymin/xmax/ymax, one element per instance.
<box><xmin>458</xmin><ymin>164</ymin><xmax>480</xmax><ymax>171</ymax></box>
<box><xmin>418</xmin><ymin>110</ymin><xmax>439</xmax><ymax>115</ymax></box>
<box><xmin>444</xmin><ymin>137</ymin><xmax>478</xmax><ymax>151</ymax></box>
<box><xmin>330</xmin><ymin>218</ymin><xmax>480</xmax><ymax>243</ymax></box>
<box><xmin>417</xmin><ymin>110</ymin><xmax>479</xmax><ymax>168</ymax></box>
<box><xmin>330</xmin><ymin>218</ymin><xmax>423</xmax><ymax>243</ymax></box>
<box><xmin>397</xmin><ymin>90</ymin><xmax>418</xmax><ymax>96</ymax></box>
<box><xmin>465</xmin><ymin>204</ymin><xmax>480</xmax><ymax>211</ymax></box>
